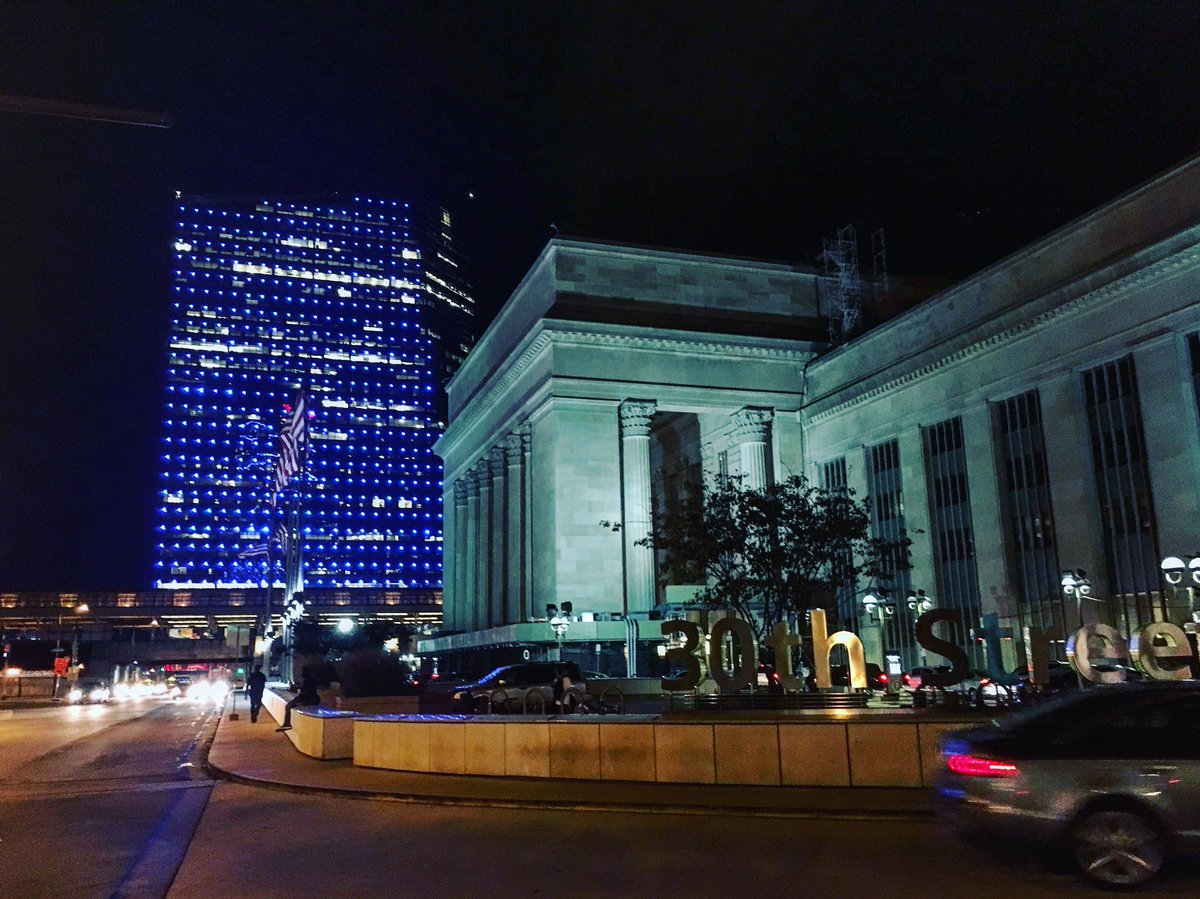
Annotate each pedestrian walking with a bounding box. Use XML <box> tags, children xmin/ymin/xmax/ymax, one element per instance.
<box><xmin>246</xmin><ymin>664</ymin><xmax>267</xmax><ymax>723</ymax></box>
<box><xmin>276</xmin><ymin>665</ymin><xmax>320</xmax><ymax>731</ymax></box>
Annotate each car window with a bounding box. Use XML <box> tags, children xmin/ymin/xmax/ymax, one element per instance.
<box><xmin>1050</xmin><ymin>693</ymin><xmax>1200</xmax><ymax>760</ymax></box>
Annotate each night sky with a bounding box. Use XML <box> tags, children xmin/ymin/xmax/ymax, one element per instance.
<box><xmin>1</xmin><ymin>2</ymin><xmax>1198</xmax><ymax>590</ymax></box>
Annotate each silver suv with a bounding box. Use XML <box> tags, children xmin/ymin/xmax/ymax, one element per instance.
<box><xmin>937</xmin><ymin>683</ymin><xmax>1200</xmax><ymax>887</ymax></box>
<box><xmin>452</xmin><ymin>662</ymin><xmax>587</xmax><ymax>713</ymax></box>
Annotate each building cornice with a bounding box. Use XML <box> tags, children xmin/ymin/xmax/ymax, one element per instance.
<box><xmin>441</xmin><ymin>322</ymin><xmax>818</xmax><ymax>458</ymax></box>
<box><xmin>807</xmin><ymin>241</ymin><xmax>1200</xmax><ymax>424</ymax></box>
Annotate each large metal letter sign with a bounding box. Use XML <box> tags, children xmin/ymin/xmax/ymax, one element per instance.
<box><xmin>764</xmin><ymin>621</ymin><xmax>804</xmax><ymax>692</ymax></box>
<box><xmin>810</xmin><ymin>608</ymin><xmax>867</xmax><ymax>690</ymax></box>
<box><xmin>708</xmin><ymin>616</ymin><xmax>756</xmax><ymax>692</ymax></box>
<box><xmin>661</xmin><ymin>619</ymin><xmax>701</xmax><ymax>690</ymax></box>
<box><xmin>1067</xmin><ymin>623</ymin><xmax>1130</xmax><ymax>684</ymax></box>
<box><xmin>1131</xmin><ymin>622</ymin><xmax>1192</xmax><ymax>681</ymax></box>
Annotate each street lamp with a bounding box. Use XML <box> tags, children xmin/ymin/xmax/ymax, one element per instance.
<box><xmin>861</xmin><ymin>590</ymin><xmax>896</xmax><ymax>622</ymax></box>
<box><xmin>906</xmin><ymin>589</ymin><xmax>934</xmax><ymax>613</ymax></box>
<box><xmin>1160</xmin><ymin>554</ymin><xmax>1200</xmax><ymax>620</ymax></box>
<box><xmin>547</xmin><ymin>602</ymin><xmax>571</xmax><ymax>661</ymax></box>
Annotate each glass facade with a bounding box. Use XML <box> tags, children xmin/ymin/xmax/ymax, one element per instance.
<box><xmin>1082</xmin><ymin>355</ymin><xmax>1162</xmax><ymax>626</ymax></box>
<box><xmin>155</xmin><ymin>195</ymin><xmax>474</xmax><ymax>589</ymax></box>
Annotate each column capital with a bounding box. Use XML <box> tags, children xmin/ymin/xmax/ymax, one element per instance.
<box><xmin>619</xmin><ymin>399</ymin><xmax>657</xmax><ymax>437</ymax></box>
<box><xmin>488</xmin><ymin>445</ymin><xmax>507</xmax><ymax>475</ymax></box>
<box><xmin>464</xmin><ymin>473</ymin><xmax>481</xmax><ymax>498</ymax></box>
<box><xmin>732</xmin><ymin>407</ymin><xmax>773</xmax><ymax>443</ymax></box>
<box><xmin>453</xmin><ymin>480</ymin><xmax>469</xmax><ymax>504</ymax></box>
<box><xmin>502</xmin><ymin>432</ymin><xmax>523</xmax><ymax>465</ymax></box>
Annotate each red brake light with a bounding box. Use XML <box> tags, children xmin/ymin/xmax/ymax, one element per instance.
<box><xmin>979</xmin><ymin>677</ymin><xmax>991</xmax><ymax>686</ymax></box>
<box><xmin>878</xmin><ymin>673</ymin><xmax>889</xmax><ymax>684</ymax></box>
<box><xmin>771</xmin><ymin>673</ymin><xmax>780</xmax><ymax>682</ymax></box>
<box><xmin>947</xmin><ymin>754</ymin><xmax>1020</xmax><ymax>778</ymax></box>
<box><xmin>903</xmin><ymin>674</ymin><xmax>912</xmax><ymax>684</ymax></box>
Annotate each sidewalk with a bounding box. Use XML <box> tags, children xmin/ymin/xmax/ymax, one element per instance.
<box><xmin>204</xmin><ymin>705</ymin><xmax>935</xmax><ymax>818</ymax></box>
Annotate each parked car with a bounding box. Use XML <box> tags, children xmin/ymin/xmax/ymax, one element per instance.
<box><xmin>901</xmin><ymin>665</ymin><xmax>952</xmax><ymax>692</ymax></box>
<box><xmin>67</xmin><ymin>679</ymin><xmax>110</xmax><ymax>704</ymax></box>
<box><xmin>937</xmin><ymin>682</ymin><xmax>1200</xmax><ymax>887</ymax></box>
<box><xmin>452</xmin><ymin>662</ymin><xmax>587</xmax><ymax>713</ymax></box>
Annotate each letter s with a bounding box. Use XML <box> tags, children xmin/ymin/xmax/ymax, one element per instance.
<box><xmin>914</xmin><ymin>609</ymin><xmax>970</xmax><ymax>687</ymax></box>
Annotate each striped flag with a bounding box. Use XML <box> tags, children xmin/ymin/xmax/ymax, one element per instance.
<box><xmin>237</xmin><ymin>542</ymin><xmax>269</xmax><ymax>559</ymax></box>
<box><xmin>272</xmin><ymin>390</ymin><xmax>310</xmax><ymax>494</ymax></box>
<box><xmin>272</xmin><ymin>520</ymin><xmax>289</xmax><ymax>556</ymax></box>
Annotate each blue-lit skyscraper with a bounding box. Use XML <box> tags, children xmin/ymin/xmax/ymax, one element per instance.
<box><xmin>155</xmin><ymin>195</ymin><xmax>474</xmax><ymax>589</ymax></box>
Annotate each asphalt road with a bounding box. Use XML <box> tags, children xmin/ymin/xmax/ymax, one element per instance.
<box><xmin>4</xmin><ymin>700</ymin><xmax>1200</xmax><ymax>897</ymax></box>
<box><xmin>0</xmin><ymin>698</ymin><xmax>219</xmax><ymax>898</ymax></box>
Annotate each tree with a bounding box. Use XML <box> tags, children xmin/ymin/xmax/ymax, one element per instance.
<box><xmin>641</xmin><ymin>474</ymin><xmax>912</xmax><ymax>648</ymax></box>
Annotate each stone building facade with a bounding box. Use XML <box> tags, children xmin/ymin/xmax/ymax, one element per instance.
<box><xmin>427</xmin><ymin>156</ymin><xmax>1200</xmax><ymax>676</ymax></box>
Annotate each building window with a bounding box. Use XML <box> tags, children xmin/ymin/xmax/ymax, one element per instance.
<box><xmin>1082</xmin><ymin>355</ymin><xmax>1163</xmax><ymax>628</ymax></box>
<box><xmin>819</xmin><ymin>457</ymin><xmax>855</xmax><ymax>628</ymax></box>
<box><xmin>1189</xmin><ymin>332</ymin><xmax>1200</xmax><ymax>424</ymax></box>
<box><xmin>923</xmin><ymin>417</ymin><xmax>981</xmax><ymax>662</ymax></box>
<box><xmin>866</xmin><ymin>439</ymin><xmax>916</xmax><ymax>666</ymax></box>
<box><xmin>993</xmin><ymin>391</ymin><xmax>1067</xmax><ymax>638</ymax></box>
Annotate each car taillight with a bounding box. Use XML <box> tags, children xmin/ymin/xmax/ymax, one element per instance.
<box><xmin>947</xmin><ymin>754</ymin><xmax>1020</xmax><ymax>778</ymax></box>
<box><xmin>979</xmin><ymin>677</ymin><xmax>991</xmax><ymax>686</ymax></box>
<box><xmin>903</xmin><ymin>674</ymin><xmax>912</xmax><ymax>684</ymax></box>
<box><xmin>878</xmin><ymin>673</ymin><xmax>889</xmax><ymax>684</ymax></box>
<box><xmin>771</xmin><ymin>672</ymin><xmax>780</xmax><ymax>683</ymax></box>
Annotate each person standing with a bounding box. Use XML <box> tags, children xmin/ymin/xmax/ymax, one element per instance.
<box><xmin>276</xmin><ymin>665</ymin><xmax>320</xmax><ymax>731</ymax></box>
<box><xmin>246</xmin><ymin>664</ymin><xmax>267</xmax><ymax>723</ymax></box>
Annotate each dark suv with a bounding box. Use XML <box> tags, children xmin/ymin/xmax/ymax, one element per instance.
<box><xmin>452</xmin><ymin>662</ymin><xmax>586</xmax><ymax>713</ymax></box>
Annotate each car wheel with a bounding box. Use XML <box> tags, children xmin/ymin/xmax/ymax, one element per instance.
<box><xmin>491</xmin><ymin>690</ymin><xmax>510</xmax><ymax>714</ymax></box>
<box><xmin>1071</xmin><ymin>809</ymin><xmax>1163</xmax><ymax>887</ymax></box>
<box><xmin>966</xmin><ymin>688</ymin><xmax>980</xmax><ymax>707</ymax></box>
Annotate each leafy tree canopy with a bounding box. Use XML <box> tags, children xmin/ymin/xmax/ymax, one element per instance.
<box><xmin>641</xmin><ymin>474</ymin><xmax>912</xmax><ymax>647</ymax></box>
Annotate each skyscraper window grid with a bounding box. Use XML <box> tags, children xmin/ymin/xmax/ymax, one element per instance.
<box><xmin>155</xmin><ymin>196</ymin><xmax>474</xmax><ymax>590</ymax></box>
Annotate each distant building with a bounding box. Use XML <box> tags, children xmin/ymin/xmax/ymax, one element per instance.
<box><xmin>428</xmin><ymin>155</ymin><xmax>1200</xmax><ymax>677</ymax></box>
<box><xmin>155</xmin><ymin>195</ymin><xmax>474</xmax><ymax>590</ymax></box>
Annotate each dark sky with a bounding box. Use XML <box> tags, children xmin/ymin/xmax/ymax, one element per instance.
<box><xmin>1</xmin><ymin>2</ymin><xmax>1198</xmax><ymax>590</ymax></box>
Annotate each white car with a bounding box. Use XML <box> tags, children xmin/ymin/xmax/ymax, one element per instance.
<box><xmin>68</xmin><ymin>680</ymin><xmax>110</xmax><ymax>704</ymax></box>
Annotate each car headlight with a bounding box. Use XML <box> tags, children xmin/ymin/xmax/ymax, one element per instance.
<box><xmin>68</xmin><ymin>688</ymin><xmax>83</xmax><ymax>702</ymax></box>
<box><xmin>89</xmin><ymin>689</ymin><xmax>106</xmax><ymax>701</ymax></box>
<box><xmin>453</xmin><ymin>691</ymin><xmax>464</xmax><ymax>700</ymax></box>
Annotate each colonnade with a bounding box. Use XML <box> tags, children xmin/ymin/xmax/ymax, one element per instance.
<box><xmin>445</xmin><ymin>402</ymin><xmax>778</xmax><ymax>630</ymax></box>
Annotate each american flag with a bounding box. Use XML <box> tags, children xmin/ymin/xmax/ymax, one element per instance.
<box><xmin>237</xmin><ymin>542</ymin><xmax>269</xmax><ymax>559</ymax></box>
<box><xmin>272</xmin><ymin>390</ymin><xmax>310</xmax><ymax>494</ymax></box>
<box><xmin>272</xmin><ymin>520</ymin><xmax>289</xmax><ymax>556</ymax></box>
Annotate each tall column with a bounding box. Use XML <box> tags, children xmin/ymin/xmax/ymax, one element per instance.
<box><xmin>489</xmin><ymin>446</ymin><xmax>506</xmax><ymax>627</ymax></box>
<box><xmin>521</xmin><ymin>425</ymin><xmax>534</xmax><ymax>619</ymax></box>
<box><xmin>962</xmin><ymin>403</ymin><xmax>1017</xmax><ymax>623</ymax></box>
<box><xmin>464</xmin><ymin>472</ymin><xmax>481</xmax><ymax>632</ymax></box>
<box><xmin>475</xmin><ymin>461</ymin><xmax>492</xmax><ymax>630</ymax></box>
<box><xmin>452</xmin><ymin>480</ymin><xmax>468</xmax><ymax>632</ymax></box>
<box><xmin>620</xmin><ymin>400</ymin><xmax>657</xmax><ymax>614</ymax></box>
<box><xmin>732</xmin><ymin>407</ymin><xmax>773</xmax><ymax>490</ymax></box>
<box><xmin>504</xmin><ymin>433</ymin><xmax>525</xmax><ymax>623</ymax></box>
<box><xmin>441</xmin><ymin>483</ymin><xmax>456</xmax><ymax>630</ymax></box>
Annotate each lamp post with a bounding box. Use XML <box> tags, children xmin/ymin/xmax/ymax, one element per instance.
<box><xmin>904</xmin><ymin>589</ymin><xmax>935</xmax><ymax>667</ymax></box>
<box><xmin>1061</xmin><ymin>569</ymin><xmax>1098</xmax><ymax>626</ymax></box>
<box><xmin>860</xmin><ymin>590</ymin><xmax>895</xmax><ymax>669</ymax></box>
<box><xmin>547</xmin><ymin>603</ymin><xmax>571</xmax><ymax>662</ymax></box>
<box><xmin>1160</xmin><ymin>554</ymin><xmax>1200</xmax><ymax>622</ymax></box>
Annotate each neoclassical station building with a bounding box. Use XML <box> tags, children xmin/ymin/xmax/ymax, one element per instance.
<box><xmin>424</xmin><ymin>155</ymin><xmax>1200</xmax><ymax>677</ymax></box>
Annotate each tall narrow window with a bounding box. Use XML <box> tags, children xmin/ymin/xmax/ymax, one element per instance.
<box><xmin>1188</xmin><ymin>332</ymin><xmax>1200</xmax><ymax>423</ymax></box>
<box><xmin>1082</xmin><ymin>356</ymin><xmax>1162</xmax><ymax>629</ymax></box>
<box><xmin>867</xmin><ymin>439</ymin><xmax>916</xmax><ymax>667</ymax></box>
<box><xmin>923</xmin><ymin>417</ymin><xmax>981</xmax><ymax>663</ymax></box>
<box><xmin>819</xmin><ymin>457</ymin><xmax>855</xmax><ymax>629</ymax></box>
<box><xmin>993</xmin><ymin>391</ymin><xmax>1066</xmax><ymax>638</ymax></box>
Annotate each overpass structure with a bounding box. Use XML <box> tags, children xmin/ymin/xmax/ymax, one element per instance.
<box><xmin>0</xmin><ymin>588</ymin><xmax>442</xmax><ymax>675</ymax></box>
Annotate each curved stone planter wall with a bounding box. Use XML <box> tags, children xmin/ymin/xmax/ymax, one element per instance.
<box><xmin>351</xmin><ymin>716</ymin><xmax>969</xmax><ymax>788</ymax></box>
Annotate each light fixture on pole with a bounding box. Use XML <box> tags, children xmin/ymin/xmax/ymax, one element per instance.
<box><xmin>906</xmin><ymin>589</ymin><xmax>934</xmax><ymax>613</ymax></box>
<box><xmin>548</xmin><ymin>602</ymin><xmax>571</xmax><ymax>661</ymax></box>
<box><xmin>1160</xmin><ymin>554</ymin><xmax>1200</xmax><ymax>620</ymax></box>
<box><xmin>861</xmin><ymin>590</ymin><xmax>895</xmax><ymax>622</ymax></box>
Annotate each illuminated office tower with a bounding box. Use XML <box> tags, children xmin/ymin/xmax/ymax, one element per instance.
<box><xmin>154</xmin><ymin>195</ymin><xmax>474</xmax><ymax>589</ymax></box>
